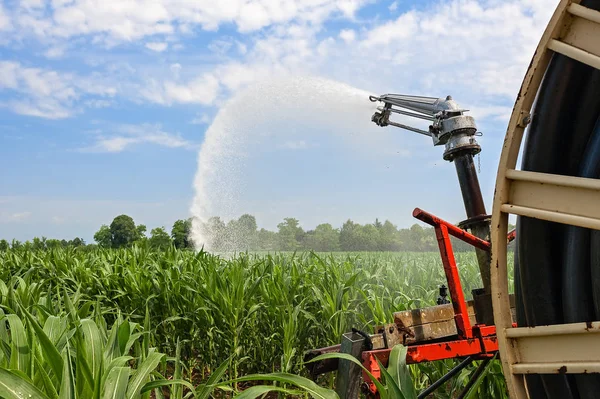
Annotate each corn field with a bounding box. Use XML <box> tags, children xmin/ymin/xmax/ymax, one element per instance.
<box><xmin>0</xmin><ymin>246</ymin><xmax>513</xmax><ymax>398</ymax></box>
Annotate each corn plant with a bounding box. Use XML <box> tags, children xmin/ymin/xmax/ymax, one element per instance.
<box><xmin>0</xmin><ymin>245</ymin><xmax>512</xmax><ymax>397</ymax></box>
<box><xmin>0</xmin><ymin>293</ymin><xmax>195</xmax><ymax>398</ymax></box>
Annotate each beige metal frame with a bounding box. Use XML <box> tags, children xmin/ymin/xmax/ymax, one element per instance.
<box><xmin>491</xmin><ymin>0</ymin><xmax>600</xmax><ymax>397</ymax></box>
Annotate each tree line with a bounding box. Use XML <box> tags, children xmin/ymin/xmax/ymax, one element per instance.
<box><xmin>1</xmin><ymin>213</ymin><xmax>514</xmax><ymax>252</ymax></box>
<box><xmin>0</xmin><ymin>215</ymin><xmax>194</xmax><ymax>251</ymax></box>
<box><xmin>200</xmin><ymin>214</ymin><xmax>506</xmax><ymax>252</ymax></box>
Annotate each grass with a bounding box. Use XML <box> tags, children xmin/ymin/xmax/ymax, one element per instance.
<box><xmin>0</xmin><ymin>246</ymin><xmax>513</xmax><ymax>397</ymax></box>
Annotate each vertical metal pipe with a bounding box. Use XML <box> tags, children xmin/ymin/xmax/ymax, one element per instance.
<box><xmin>453</xmin><ymin>153</ymin><xmax>491</xmax><ymax>293</ymax></box>
<box><xmin>453</xmin><ymin>154</ymin><xmax>486</xmax><ymax>218</ymax></box>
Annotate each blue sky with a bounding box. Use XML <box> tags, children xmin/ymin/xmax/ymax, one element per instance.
<box><xmin>0</xmin><ymin>0</ymin><xmax>557</xmax><ymax>242</ymax></box>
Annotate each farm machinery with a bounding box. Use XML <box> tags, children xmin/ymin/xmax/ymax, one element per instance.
<box><xmin>305</xmin><ymin>0</ymin><xmax>600</xmax><ymax>398</ymax></box>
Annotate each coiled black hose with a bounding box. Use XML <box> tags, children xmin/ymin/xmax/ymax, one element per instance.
<box><xmin>515</xmin><ymin>237</ymin><xmax>546</xmax><ymax>398</ymax></box>
<box><xmin>517</xmin><ymin>1</ymin><xmax>600</xmax><ymax>396</ymax></box>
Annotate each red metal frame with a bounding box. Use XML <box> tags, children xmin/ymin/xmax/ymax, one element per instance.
<box><xmin>361</xmin><ymin>208</ymin><xmax>511</xmax><ymax>396</ymax></box>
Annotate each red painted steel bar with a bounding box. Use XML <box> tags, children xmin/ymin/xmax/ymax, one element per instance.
<box><xmin>435</xmin><ymin>224</ymin><xmax>472</xmax><ymax>338</ymax></box>
<box><xmin>361</xmin><ymin>336</ymin><xmax>499</xmax><ymax>395</ymax></box>
<box><xmin>507</xmin><ymin>228</ymin><xmax>516</xmax><ymax>243</ymax></box>
<box><xmin>413</xmin><ymin>208</ymin><xmax>491</xmax><ymax>252</ymax></box>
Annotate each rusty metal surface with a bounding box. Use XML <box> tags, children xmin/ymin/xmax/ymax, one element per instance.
<box><xmin>405</xmin><ymin>319</ymin><xmax>458</xmax><ymax>344</ymax></box>
<box><xmin>336</xmin><ymin>332</ymin><xmax>366</xmax><ymax>399</ymax></box>
<box><xmin>473</xmin><ymin>289</ymin><xmax>494</xmax><ymax>326</ymax></box>
<box><xmin>394</xmin><ymin>304</ymin><xmax>455</xmax><ymax>327</ymax></box>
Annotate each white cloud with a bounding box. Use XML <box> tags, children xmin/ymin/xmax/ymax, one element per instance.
<box><xmin>170</xmin><ymin>63</ymin><xmax>182</xmax><ymax>78</ymax></box>
<box><xmin>365</xmin><ymin>12</ymin><xmax>418</xmax><ymax>46</ymax></box>
<box><xmin>0</xmin><ymin>61</ymin><xmax>116</xmax><ymax>119</ymax></box>
<box><xmin>141</xmin><ymin>73</ymin><xmax>221</xmax><ymax>105</ymax></box>
<box><xmin>0</xmin><ymin>0</ymin><xmax>561</xmax><ymax>128</ymax></box>
<box><xmin>339</xmin><ymin>29</ymin><xmax>355</xmax><ymax>43</ymax></box>
<box><xmin>146</xmin><ymin>42</ymin><xmax>168</xmax><ymax>52</ymax></box>
<box><xmin>389</xmin><ymin>1</ymin><xmax>398</xmax><ymax>11</ymax></box>
<box><xmin>44</xmin><ymin>46</ymin><xmax>67</xmax><ymax>58</ymax></box>
<box><xmin>9</xmin><ymin>0</ymin><xmax>370</xmax><ymax>47</ymax></box>
<box><xmin>0</xmin><ymin>3</ymin><xmax>12</xmax><ymax>31</ymax></box>
<box><xmin>190</xmin><ymin>113</ymin><xmax>211</xmax><ymax>125</ymax></box>
<box><xmin>80</xmin><ymin>123</ymin><xmax>196</xmax><ymax>153</ymax></box>
<box><xmin>1</xmin><ymin>211</ymin><xmax>33</xmax><ymax>223</ymax></box>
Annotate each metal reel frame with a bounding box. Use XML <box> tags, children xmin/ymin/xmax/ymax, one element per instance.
<box><xmin>491</xmin><ymin>0</ymin><xmax>600</xmax><ymax>397</ymax></box>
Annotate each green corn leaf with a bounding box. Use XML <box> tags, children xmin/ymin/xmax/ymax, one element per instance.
<box><xmin>307</xmin><ymin>352</ymin><xmax>387</xmax><ymax>395</ymax></box>
<box><xmin>34</xmin><ymin>355</ymin><xmax>59</xmax><ymax>399</ymax></box>
<box><xmin>464</xmin><ymin>358</ymin><xmax>495</xmax><ymax>399</ymax></box>
<box><xmin>387</xmin><ymin>345</ymin><xmax>417</xmax><ymax>399</ymax></box>
<box><xmin>102</xmin><ymin>367</ymin><xmax>130</xmax><ymax>399</ymax></box>
<box><xmin>21</xmin><ymin>305</ymin><xmax>63</xmax><ymax>382</ymax></box>
<box><xmin>103</xmin><ymin>322</ymin><xmax>120</xmax><ymax>364</ymax></box>
<box><xmin>173</xmin><ymin>339</ymin><xmax>182</xmax><ymax>399</ymax></box>
<box><xmin>75</xmin><ymin>339</ymin><xmax>94</xmax><ymax>395</ymax></box>
<box><xmin>125</xmin><ymin>350</ymin><xmax>165</xmax><ymax>399</ymax></box>
<box><xmin>43</xmin><ymin>316</ymin><xmax>66</xmax><ymax>346</ymax></box>
<box><xmin>0</xmin><ymin>367</ymin><xmax>50</xmax><ymax>399</ymax></box>
<box><xmin>140</xmin><ymin>379</ymin><xmax>197</xmax><ymax>396</ymax></box>
<box><xmin>377</xmin><ymin>360</ymin><xmax>406</xmax><ymax>399</ymax></box>
<box><xmin>233</xmin><ymin>385</ymin><xmax>304</xmax><ymax>399</ymax></box>
<box><xmin>228</xmin><ymin>373</ymin><xmax>339</xmax><ymax>399</ymax></box>
<box><xmin>63</xmin><ymin>289</ymin><xmax>78</xmax><ymax>325</ymax></box>
<box><xmin>81</xmin><ymin>319</ymin><xmax>103</xmax><ymax>380</ymax></box>
<box><xmin>104</xmin><ymin>356</ymin><xmax>134</xmax><ymax>375</ymax></box>
<box><xmin>124</xmin><ymin>332</ymin><xmax>144</xmax><ymax>359</ymax></box>
<box><xmin>196</xmin><ymin>357</ymin><xmax>229</xmax><ymax>399</ymax></box>
<box><xmin>6</xmin><ymin>314</ymin><xmax>31</xmax><ymax>375</ymax></box>
<box><xmin>117</xmin><ymin>321</ymin><xmax>130</xmax><ymax>357</ymax></box>
<box><xmin>58</xmin><ymin>346</ymin><xmax>76</xmax><ymax>399</ymax></box>
<box><xmin>91</xmin><ymin>345</ymin><xmax>106</xmax><ymax>399</ymax></box>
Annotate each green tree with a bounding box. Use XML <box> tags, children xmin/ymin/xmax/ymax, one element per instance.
<box><xmin>149</xmin><ymin>227</ymin><xmax>171</xmax><ymax>249</ymax></box>
<box><xmin>379</xmin><ymin>220</ymin><xmax>400</xmax><ymax>251</ymax></box>
<box><xmin>277</xmin><ymin>218</ymin><xmax>304</xmax><ymax>251</ymax></box>
<box><xmin>339</xmin><ymin>220</ymin><xmax>359</xmax><ymax>251</ymax></box>
<box><xmin>358</xmin><ymin>224</ymin><xmax>380</xmax><ymax>251</ymax></box>
<box><xmin>257</xmin><ymin>228</ymin><xmax>278</xmax><ymax>250</ymax></box>
<box><xmin>0</xmin><ymin>239</ymin><xmax>9</xmax><ymax>251</ymax></box>
<box><xmin>110</xmin><ymin>215</ymin><xmax>138</xmax><ymax>248</ymax></box>
<box><xmin>304</xmin><ymin>223</ymin><xmax>340</xmax><ymax>251</ymax></box>
<box><xmin>69</xmin><ymin>237</ymin><xmax>85</xmax><ymax>247</ymax></box>
<box><xmin>94</xmin><ymin>225</ymin><xmax>112</xmax><ymax>248</ymax></box>
<box><xmin>204</xmin><ymin>217</ymin><xmax>226</xmax><ymax>250</ymax></box>
<box><xmin>172</xmin><ymin>219</ymin><xmax>192</xmax><ymax>249</ymax></box>
<box><xmin>236</xmin><ymin>214</ymin><xmax>258</xmax><ymax>250</ymax></box>
<box><xmin>136</xmin><ymin>224</ymin><xmax>147</xmax><ymax>241</ymax></box>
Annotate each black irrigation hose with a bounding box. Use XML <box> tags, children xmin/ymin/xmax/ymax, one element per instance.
<box><xmin>518</xmin><ymin>1</ymin><xmax>600</xmax><ymax>397</ymax></box>
<box><xmin>518</xmin><ymin>52</ymin><xmax>587</xmax><ymax>399</ymax></box>
<box><xmin>576</xmin><ymin>118</ymin><xmax>600</xmax><ymax>320</ymax></box>
<box><xmin>515</xmin><ymin>240</ymin><xmax>546</xmax><ymax>399</ymax></box>
<box><xmin>562</xmin><ymin>71</ymin><xmax>600</xmax><ymax>398</ymax></box>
